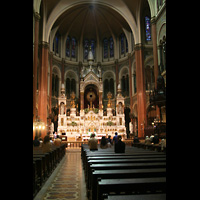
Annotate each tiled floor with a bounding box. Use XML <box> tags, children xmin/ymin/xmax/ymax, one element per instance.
<box><xmin>34</xmin><ymin>148</ymin><xmax>88</xmax><ymax>200</ymax></box>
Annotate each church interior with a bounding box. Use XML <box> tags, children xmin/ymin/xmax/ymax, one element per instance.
<box><xmin>33</xmin><ymin>0</ymin><xmax>166</xmax><ymax>199</ymax></box>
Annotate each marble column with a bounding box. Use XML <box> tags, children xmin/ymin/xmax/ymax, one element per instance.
<box><xmin>151</xmin><ymin>17</ymin><xmax>160</xmax><ymax>120</ymax></box>
<box><xmin>128</xmin><ymin>53</ymin><xmax>133</xmax><ymax>112</ymax></box>
<box><xmin>99</xmin><ymin>92</ymin><xmax>103</xmax><ymax>110</ymax></box>
<box><xmin>38</xmin><ymin>41</ymin><xmax>49</xmax><ymax>138</ymax></box>
<box><xmin>61</xmin><ymin>58</ymin><xmax>65</xmax><ymax>84</ymax></box>
<box><xmin>33</xmin><ymin>12</ymin><xmax>40</xmax><ymax>121</ymax></box>
<box><xmin>49</xmin><ymin>52</ymin><xmax>53</xmax><ymax>121</ymax></box>
<box><xmin>80</xmin><ymin>91</ymin><xmax>84</xmax><ymax>110</ymax></box>
<box><xmin>135</xmin><ymin>43</ymin><xmax>147</xmax><ymax>138</ymax></box>
<box><xmin>115</xmin><ymin>59</ymin><xmax>119</xmax><ymax>94</ymax></box>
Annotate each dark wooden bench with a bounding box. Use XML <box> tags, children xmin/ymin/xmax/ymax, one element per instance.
<box><xmin>33</xmin><ymin>143</ymin><xmax>66</xmax><ymax>198</ymax></box>
<box><xmin>88</xmin><ymin>154</ymin><xmax>166</xmax><ymax>160</ymax></box>
<box><xmin>97</xmin><ymin>177</ymin><xmax>166</xmax><ymax>200</ymax></box>
<box><xmin>133</xmin><ymin>143</ymin><xmax>164</xmax><ymax>152</ymax></box>
<box><xmin>81</xmin><ymin>144</ymin><xmax>166</xmax><ymax>200</ymax></box>
<box><xmin>91</xmin><ymin>168</ymin><xmax>166</xmax><ymax>200</ymax></box>
<box><xmin>84</xmin><ymin>151</ymin><xmax>165</xmax><ymax>171</ymax></box>
<box><xmin>81</xmin><ymin>143</ymin><xmax>165</xmax><ymax>164</ymax></box>
<box><xmin>86</xmin><ymin>157</ymin><xmax>166</xmax><ymax>186</ymax></box>
<box><xmin>106</xmin><ymin>193</ymin><xmax>166</xmax><ymax>200</ymax></box>
<box><xmin>33</xmin><ymin>157</ymin><xmax>43</xmax><ymax>188</ymax></box>
<box><xmin>87</xmin><ymin>162</ymin><xmax>166</xmax><ymax>193</ymax></box>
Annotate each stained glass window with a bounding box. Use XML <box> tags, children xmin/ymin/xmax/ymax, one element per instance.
<box><xmin>55</xmin><ymin>35</ymin><xmax>59</xmax><ymax>54</ymax></box>
<box><xmin>103</xmin><ymin>38</ymin><xmax>108</xmax><ymax>58</ymax></box>
<box><xmin>109</xmin><ymin>37</ymin><xmax>114</xmax><ymax>57</ymax></box>
<box><xmin>120</xmin><ymin>33</ymin><xmax>125</xmax><ymax>54</ymax></box>
<box><xmin>91</xmin><ymin>39</ymin><xmax>95</xmax><ymax>58</ymax></box>
<box><xmin>66</xmin><ymin>36</ymin><xmax>70</xmax><ymax>57</ymax></box>
<box><xmin>55</xmin><ymin>32</ymin><xmax>60</xmax><ymax>54</ymax></box>
<box><xmin>71</xmin><ymin>37</ymin><xmax>76</xmax><ymax>58</ymax></box>
<box><xmin>145</xmin><ymin>16</ymin><xmax>151</xmax><ymax>41</ymax></box>
<box><xmin>84</xmin><ymin>39</ymin><xmax>89</xmax><ymax>59</ymax></box>
<box><xmin>126</xmin><ymin>38</ymin><xmax>128</xmax><ymax>53</ymax></box>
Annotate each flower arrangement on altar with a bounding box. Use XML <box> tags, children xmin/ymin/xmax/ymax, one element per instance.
<box><xmin>107</xmin><ymin>121</ymin><xmax>114</xmax><ymax>126</ymax></box>
<box><xmin>70</xmin><ymin>121</ymin><xmax>77</xmax><ymax>126</ymax></box>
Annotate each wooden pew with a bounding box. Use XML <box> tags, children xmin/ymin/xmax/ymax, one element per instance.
<box><xmin>91</xmin><ymin>168</ymin><xmax>166</xmax><ymax>200</ymax></box>
<box><xmin>97</xmin><ymin>177</ymin><xmax>166</xmax><ymax>200</ymax></box>
<box><xmin>86</xmin><ymin>157</ymin><xmax>166</xmax><ymax>188</ymax></box>
<box><xmin>81</xmin><ymin>143</ymin><xmax>165</xmax><ymax>165</ymax></box>
<box><xmin>33</xmin><ymin>154</ymin><xmax>47</xmax><ymax>181</ymax></box>
<box><xmin>87</xmin><ymin>154</ymin><xmax>166</xmax><ymax>160</ymax></box>
<box><xmin>33</xmin><ymin>143</ymin><xmax>66</xmax><ymax>198</ymax></box>
<box><xmin>84</xmin><ymin>151</ymin><xmax>165</xmax><ymax>172</ymax></box>
<box><xmin>33</xmin><ymin>161</ymin><xmax>38</xmax><ymax>198</ymax></box>
<box><xmin>33</xmin><ymin>157</ymin><xmax>43</xmax><ymax>187</ymax></box>
<box><xmin>87</xmin><ymin>162</ymin><xmax>166</xmax><ymax>195</ymax></box>
<box><xmin>106</xmin><ymin>193</ymin><xmax>166</xmax><ymax>200</ymax></box>
<box><xmin>82</xmin><ymin>144</ymin><xmax>166</xmax><ymax>200</ymax></box>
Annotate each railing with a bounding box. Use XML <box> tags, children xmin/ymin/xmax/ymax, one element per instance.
<box><xmin>64</xmin><ymin>141</ymin><xmax>88</xmax><ymax>148</ymax></box>
<box><xmin>63</xmin><ymin>139</ymin><xmax>134</xmax><ymax>148</ymax></box>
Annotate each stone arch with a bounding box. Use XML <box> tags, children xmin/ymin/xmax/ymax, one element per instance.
<box><xmin>45</xmin><ymin>0</ymin><xmax>138</xmax><ymax>44</ymax></box>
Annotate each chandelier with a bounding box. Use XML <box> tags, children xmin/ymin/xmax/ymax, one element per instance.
<box><xmin>33</xmin><ymin>116</ymin><xmax>46</xmax><ymax>137</ymax></box>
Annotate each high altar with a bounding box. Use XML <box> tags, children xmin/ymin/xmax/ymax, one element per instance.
<box><xmin>57</xmin><ymin>48</ymin><xmax>126</xmax><ymax>140</ymax></box>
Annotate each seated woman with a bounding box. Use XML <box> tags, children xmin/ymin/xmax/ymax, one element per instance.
<box><xmin>88</xmin><ymin>133</ymin><xmax>98</xmax><ymax>151</ymax></box>
<box><xmin>100</xmin><ymin>136</ymin><xmax>108</xmax><ymax>149</ymax></box>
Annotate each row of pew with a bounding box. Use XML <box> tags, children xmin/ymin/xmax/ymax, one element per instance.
<box><xmin>33</xmin><ymin>144</ymin><xmax>66</xmax><ymax>199</ymax></box>
<box><xmin>132</xmin><ymin>142</ymin><xmax>166</xmax><ymax>152</ymax></box>
<box><xmin>81</xmin><ymin>144</ymin><xmax>166</xmax><ymax>200</ymax></box>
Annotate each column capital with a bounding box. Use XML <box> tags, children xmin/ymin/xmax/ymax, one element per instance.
<box><xmin>134</xmin><ymin>43</ymin><xmax>144</xmax><ymax>51</ymax></box>
<box><xmin>34</xmin><ymin>12</ymin><xmax>40</xmax><ymax>21</ymax></box>
<box><xmin>40</xmin><ymin>41</ymin><xmax>49</xmax><ymax>49</ymax></box>
<box><xmin>62</xmin><ymin>58</ymin><xmax>65</xmax><ymax>63</ymax></box>
<box><xmin>151</xmin><ymin>16</ymin><xmax>157</xmax><ymax>25</ymax></box>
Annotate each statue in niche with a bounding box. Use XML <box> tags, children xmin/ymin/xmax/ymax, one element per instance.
<box><xmin>98</xmin><ymin>65</ymin><xmax>102</xmax><ymax>78</ymax></box>
<box><xmin>60</xmin><ymin>103</ymin><xmax>64</xmax><ymax>115</ymax></box>
<box><xmin>118</xmin><ymin>102</ymin><xmax>123</xmax><ymax>114</ymax></box>
<box><xmin>81</xmin><ymin>66</ymin><xmax>85</xmax><ymax>77</ymax></box>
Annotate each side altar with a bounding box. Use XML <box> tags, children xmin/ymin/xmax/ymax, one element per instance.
<box><xmin>57</xmin><ymin>47</ymin><xmax>126</xmax><ymax>140</ymax></box>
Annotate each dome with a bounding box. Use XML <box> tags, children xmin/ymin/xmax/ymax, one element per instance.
<box><xmin>51</xmin><ymin>3</ymin><xmax>131</xmax><ymax>42</ymax></box>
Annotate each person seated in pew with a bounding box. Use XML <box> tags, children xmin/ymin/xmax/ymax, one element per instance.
<box><xmin>114</xmin><ymin>135</ymin><xmax>125</xmax><ymax>153</ymax></box>
<box><xmin>42</xmin><ymin>135</ymin><xmax>52</xmax><ymax>153</ymax></box>
<box><xmin>54</xmin><ymin>135</ymin><xmax>62</xmax><ymax>146</ymax></box>
<box><xmin>88</xmin><ymin>133</ymin><xmax>98</xmax><ymax>151</ymax></box>
<box><xmin>153</xmin><ymin>133</ymin><xmax>159</xmax><ymax>144</ymax></box>
<box><xmin>160</xmin><ymin>137</ymin><xmax>166</xmax><ymax>151</ymax></box>
<box><xmin>145</xmin><ymin>136</ymin><xmax>151</xmax><ymax>145</ymax></box>
<box><xmin>33</xmin><ymin>135</ymin><xmax>40</xmax><ymax>147</ymax></box>
<box><xmin>100</xmin><ymin>136</ymin><xmax>108</xmax><ymax>149</ymax></box>
<box><xmin>133</xmin><ymin>136</ymin><xmax>140</xmax><ymax>144</ymax></box>
<box><xmin>106</xmin><ymin>135</ymin><xmax>113</xmax><ymax>147</ymax></box>
<box><xmin>113</xmin><ymin>132</ymin><xmax>118</xmax><ymax>145</ymax></box>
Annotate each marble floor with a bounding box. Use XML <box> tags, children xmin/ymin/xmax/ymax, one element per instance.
<box><xmin>34</xmin><ymin>148</ymin><xmax>88</xmax><ymax>200</ymax></box>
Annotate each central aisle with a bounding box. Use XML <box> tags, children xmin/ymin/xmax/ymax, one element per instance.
<box><xmin>43</xmin><ymin>148</ymin><xmax>88</xmax><ymax>200</ymax></box>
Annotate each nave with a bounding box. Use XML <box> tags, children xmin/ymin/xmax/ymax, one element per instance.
<box><xmin>34</xmin><ymin>145</ymin><xmax>166</xmax><ymax>200</ymax></box>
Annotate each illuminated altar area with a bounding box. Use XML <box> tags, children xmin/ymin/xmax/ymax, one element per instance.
<box><xmin>57</xmin><ymin>48</ymin><xmax>126</xmax><ymax>141</ymax></box>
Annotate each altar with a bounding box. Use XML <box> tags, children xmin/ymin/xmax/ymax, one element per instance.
<box><xmin>57</xmin><ymin>47</ymin><xmax>126</xmax><ymax>140</ymax></box>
